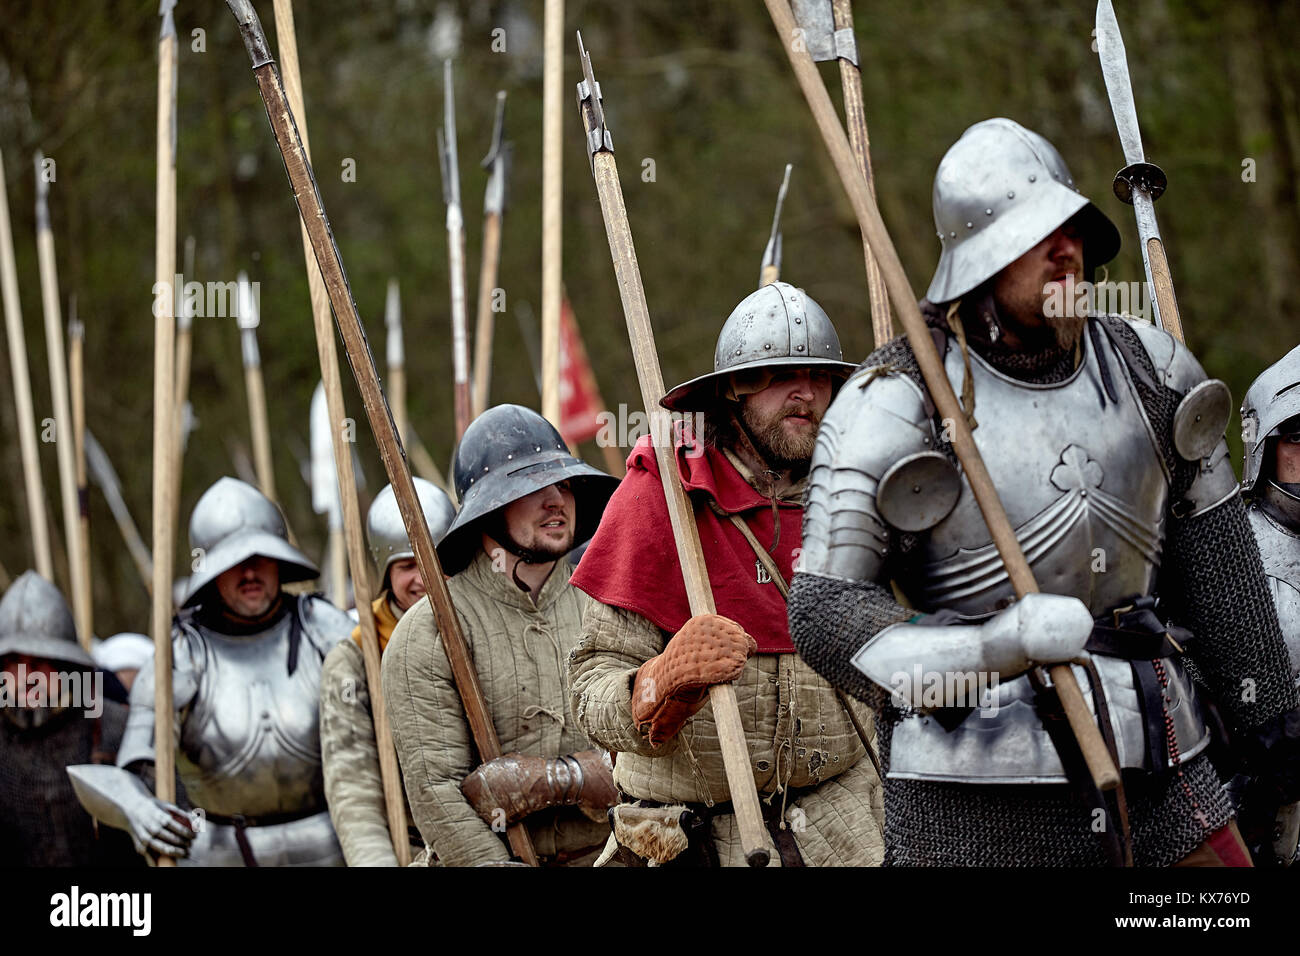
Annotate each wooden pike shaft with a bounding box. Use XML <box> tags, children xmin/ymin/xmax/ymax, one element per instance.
<box><xmin>35</xmin><ymin>162</ymin><xmax>91</xmax><ymax>650</ymax></box>
<box><xmin>69</xmin><ymin>318</ymin><xmax>93</xmax><ymax>646</ymax></box>
<box><xmin>244</xmin><ymin>362</ymin><xmax>277</xmax><ymax>503</ymax></box>
<box><xmin>471</xmin><ymin>211</ymin><xmax>501</xmax><ymax>419</ymax></box>
<box><xmin>540</xmin><ymin>0</ymin><xmax>563</xmax><ymax>428</ymax></box>
<box><xmin>272</xmin><ymin>0</ymin><xmax>410</xmax><ymax>864</ymax></box>
<box><xmin>228</xmin><ymin>0</ymin><xmax>536</xmax><ymax>864</ymax></box>
<box><xmin>763</xmin><ymin>0</ymin><xmax>1119</xmax><ymax>792</ymax></box>
<box><xmin>150</xmin><ymin>18</ymin><xmax>179</xmax><ymax>859</ymax></box>
<box><xmin>830</xmin><ymin>0</ymin><xmax>891</xmax><ymax>348</ymax></box>
<box><xmin>0</xmin><ymin>147</ymin><xmax>54</xmax><ymax>580</ymax></box>
<box><xmin>575</xmin><ymin>44</ymin><xmax>771</xmax><ymax>867</ymax></box>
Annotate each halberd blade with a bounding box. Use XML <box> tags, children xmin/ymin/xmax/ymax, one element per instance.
<box><xmin>1096</xmin><ymin>0</ymin><xmax>1147</xmax><ymax>168</ymax></box>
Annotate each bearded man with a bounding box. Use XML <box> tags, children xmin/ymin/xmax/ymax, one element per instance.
<box><xmin>321</xmin><ymin>477</ymin><xmax>455</xmax><ymax>865</ymax></box>
<box><xmin>787</xmin><ymin>118</ymin><xmax>1300</xmax><ymax>867</ymax></box>
<box><xmin>568</xmin><ymin>281</ymin><xmax>887</xmax><ymax>867</ymax></box>
<box><xmin>381</xmin><ymin>405</ymin><xmax>621</xmax><ymax>866</ymax></box>
<box><xmin>68</xmin><ymin>477</ymin><xmax>354</xmax><ymax>865</ymax></box>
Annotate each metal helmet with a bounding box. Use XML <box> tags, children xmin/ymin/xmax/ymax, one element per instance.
<box><xmin>367</xmin><ymin>478</ymin><xmax>457</xmax><ymax>586</ymax></box>
<box><xmin>0</xmin><ymin>571</ymin><xmax>93</xmax><ymax>669</ymax></box>
<box><xmin>660</xmin><ymin>281</ymin><xmax>857</xmax><ymax>412</ymax></box>
<box><xmin>181</xmin><ymin>476</ymin><xmax>318</xmax><ymax>607</ymax></box>
<box><xmin>925</xmin><ymin>118</ymin><xmax>1121</xmax><ymax>304</ymax></box>
<box><xmin>1242</xmin><ymin>342</ymin><xmax>1300</xmax><ymax>493</ymax></box>
<box><xmin>437</xmin><ymin>404</ymin><xmax>620</xmax><ymax>575</ymax></box>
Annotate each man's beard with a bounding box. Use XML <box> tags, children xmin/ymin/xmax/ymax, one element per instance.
<box><xmin>740</xmin><ymin>400</ymin><xmax>822</xmax><ymax>470</ymax></box>
<box><xmin>994</xmin><ymin>273</ymin><xmax>1088</xmax><ymax>352</ymax></box>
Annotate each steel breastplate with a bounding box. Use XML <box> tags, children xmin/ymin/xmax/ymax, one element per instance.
<box><xmin>906</xmin><ymin>331</ymin><xmax>1168</xmax><ymax>617</ymax></box>
<box><xmin>889</xmin><ymin>329</ymin><xmax>1208</xmax><ymax>783</ymax></box>
<box><xmin>176</xmin><ymin>606</ymin><xmax>327</xmax><ymax>817</ymax></box>
<box><xmin>1248</xmin><ymin>503</ymin><xmax>1300</xmax><ymax>687</ymax></box>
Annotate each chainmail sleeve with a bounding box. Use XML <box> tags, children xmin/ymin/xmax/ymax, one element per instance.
<box><xmin>789</xmin><ymin>339</ymin><xmax>933</xmax><ymax>708</ymax></box>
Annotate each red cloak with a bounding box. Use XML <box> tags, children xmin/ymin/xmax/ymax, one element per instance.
<box><xmin>571</xmin><ymin>434</ymin><xmax>800</xmax><ymax>653</ymax></box>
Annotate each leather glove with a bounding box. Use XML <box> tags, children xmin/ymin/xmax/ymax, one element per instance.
<box><xmin>461</xmin><ymin>749</ymin><xmax>618</xmax><ymax>826</ymax></box>
<box><xmin>631</xmin><ymin>613</ymin><xmax>756</xmax><ymax>746</ymax></box>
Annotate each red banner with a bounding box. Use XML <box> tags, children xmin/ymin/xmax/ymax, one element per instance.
<box><xmin>559</xmin><ymin>296</ymin><xmax>605</xmax><ymax>445</ymax></box>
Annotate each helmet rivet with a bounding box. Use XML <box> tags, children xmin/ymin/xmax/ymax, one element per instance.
<box><xmin>1028</xmin><ymin>174</ymin><xmax>1036</xmax><ymax>182</ymax></box>
<box><xmin>794</xmin><ymin>317</ymin><xmax>801</xmax><ymax>324</ymax></box>
<box><xmin>764</xmin><ymin>343</ymin><xmax>772</xmax><ymax>350</ymax></box>
<box><xmin>949</xmin><ymin>231</ymin><xmax>956</xmax><ymax>238</ymax></box>
<box><xmin>483</xmin><ymin>466</ymin><xmax>489</xmax><ymax>472</ymax></box>
<box><xmin>506</xmin><ymin>454</ymin><xmax>513</xmax><ymax>460</ymax></box>
<box><xmin>735</xmin><ymin>348</ymin><xmax>742</xmax><ymax>355</ymax></box>
<box><xmin>796</xmin><ymin>344</ymin><xmax>805</xmax><ymax>352</ymax></box>
<box><xmin>965</xmin><ymin>222</ymin><xmax>973</xmax><ymax>229</ymax></box>
<box><xmin>1007</xmin><ymin>191</ymin><xmax>1015</xmax><ymax>199</ymax></box>
<box><xmin>535</xmin><ymin>445</ymin><xmax>541</xmax><ymax>452</ymax></box>
<box><xmin>1068</xmin><ymin>178</ymin><xmax>1074</xmax><ymax>186</ymax></box>
<box><xmin>985</xmin><ymin>208</ymin><xmax>993</xmax><ymax>216</ymax></box>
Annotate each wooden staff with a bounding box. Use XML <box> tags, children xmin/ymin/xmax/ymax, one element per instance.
<box><xmin>34</xmin><ymin>154</ymin><xmax>91</xmax><ymax>650</ymax></box>
<box><xmin>150</xmin><ymin>0</ymin><xmax>180</xmax><ymax>864</ymax></box>
<box><xmin>237</xmin><ymin>270</ymin><xmax>277</xmax><ymax>503</ymax></box>
<box><xmin>0</xmin><ymin>146</ymin><xmax>54</xmax><ymax>580</ymax></box>
<box><xmin>575</xmin><ymin>35</ymin><xmax>770</xmax><ymax>866</ymax></box>
<box><xmin>541</xmin><ymin>0</ymin><xmax>563</xmax><ymax>428</ymax></box>
<box><xmin>472</xmin><ymin>91</ymin><xmax>509</xmax><ymax>420</ymax></box>
<box><xmin>829</xmin><ymin>0</ymin><xmax>891</xmax><ymax>346</ymax></box>
<box><xmin>171</xmin><ymin>234</ymin><xmax>195</xmax><ymax>525</ymax></box>
<box><xmin>250</xmin><ymin>0</ymin><xmax>510</xmax><ymax>864</ymax></box>
<box><xmin>764</xmin><ymin>0</ymin><xmax>1119</xmax><ymax>791</ymax></box>
<box><xmin>67</xmin><ymin>297</ymin><xmax>93</xmax><ymax>644</ymax></box>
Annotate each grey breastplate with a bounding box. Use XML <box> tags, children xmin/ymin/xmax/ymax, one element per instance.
<box><xmin>889</xmin><ymin>332</ymin><xmax>1208</xmax><ymax>783</ymax></box>
<box><xmin>907</xmin><ymin>333</ymin><xmax>1168</xmax><ymax>617</ymax></box>
<box><xmin>1248</xmin><ymin>502</ymin><xmax>1300</xmax><ymax>687</ymax></box>
<box><xmin>177</xmin><ymin>605</ymin><xmax>327</xmax><ymax>817</ymax></box>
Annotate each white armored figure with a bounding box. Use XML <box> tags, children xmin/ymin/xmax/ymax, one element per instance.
<box><xmin>1238</xmin><ymin>343</ymin><xmax>1300</xmax><ymax>865</ymax></box>
<box><xmin>68</xmin><ymin>477</ymin><xmax>354</xmax><ymax>866</ymax></box>
<box><xmin>788</xmin><ymin>118</ymin><xmax>1300</xmax><ymax>867</ymax></box>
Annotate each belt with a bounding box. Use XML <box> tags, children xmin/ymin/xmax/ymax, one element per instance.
<box><xmin>624</xmin><ymin>790</ymin><xmax>808</xmax><ymax>867</ymax></box>
<box><xmin>204</xmin><ymin>808</ymin><xmax>325</xmax><ymax>867</ymax></box>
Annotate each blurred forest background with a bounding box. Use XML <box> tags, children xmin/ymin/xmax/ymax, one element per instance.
<box><xmin>0</xmin><ymin>0</ymin><xmax>1297</xmax><ymax>637</ymax></box>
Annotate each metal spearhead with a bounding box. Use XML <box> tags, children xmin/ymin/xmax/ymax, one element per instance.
<box><xmin>481</xmin><ymin>90</ymin><xmax>512</xmax><ymax>217</ymax></box>
<box><xmin>33</xmin><ymin>151</ymin><xmax>50</xmax><ymax>231</ymax></box>
<box><xmin>759</xmin><ymin>164</ymin><xmax>793</xmax><ymax>286</ymax></box>
<box><xmin>236</xmin><ymin>270</ymin><xmax>261</xmax><ymax>368</ymax></box>
<box><xmin>67</xmin><ymin>293</ymin><xmax>83</xmax><ymax>344</ymax></box>
<box><xmin>385</xmin><ymin>277</ymin><xmax>404</xmax><ymax>371</ymax></box>
<box><xmin>575</xmin><ymin>32</ymin><xmax>613</xmax><ymax>174</ymax></box>
<box><xmin>310</xmin><ymin>380</ymin><xmax>342</xmax><ymax>530</ymax></box>
<box><xmin>437</xmin><ymin>59</ymin><xmax>461</xmax><ymax>212</ymax></box>
<box><xmin>790</xmin><ymin>0</ymin><xmax>858</xmax><ymax>65</ymax></box>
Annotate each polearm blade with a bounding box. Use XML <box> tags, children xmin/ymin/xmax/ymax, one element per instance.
<box><xmin>67</xmin><ymin>295</ymin><xmax>93</xmax><ymax>646</ymax></box>
<box><xmin>85</xmin><ymin>430</ymin><xmax>154</xmax><ymax>592</ymax></box>
<box><xmin>310</xmin><ymin>380</ymin><xmax>346</xmax><ymax>607</ymax></box>
<box><xmin>385</xmin><ymin>277</ymin><xmax>407</xmax><ymax>444</ymax></box>
<box><xmin>224</xmin><ymin>0</ymin><xmax>537</xmax><ymax>865</ymax></box>
<box><xmin>437</xmin><ymin>59</ymin><xmax>471</xmax><ymax>440</ymax></box>
<box><xmin>1095</xmin><ymin>0</ymin><xmax>1183</xmax><ymax>343</ymax></box>
<box><xmin>575</xmin><ymin>31</ymin><xmax>770</xmax><ymax>868</ymax></box>
<box><xmin>236</xmin><ymin>270</ymin><xmax>277</xmax><ymax>501</ymax></box>
<box><xmin>472</xmin><ymin>90</ymin><xmax>510</xmax><ymax>419</ymax></box>
<box><xmin>759</xmin><ymin>163</ymin><xmax>792</xmax><ymax>287</ymax></box>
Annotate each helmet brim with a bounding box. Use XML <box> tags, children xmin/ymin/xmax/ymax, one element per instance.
<box><xmin>926</xmin><ymin>188</ymin><xmax>1121</xmax><ymax>304</ymax></box>
<box><xmin>661</xmin><ymin>356</ymin><xmax>857</xmax><ymax>412</ymax></box>
<box><xmin>437</xmin><ymin>459</ymin><xmax>620</xmax><ymax>576</ymax></box>
<box><xmin>182</xmin><ymin>531</ymin><xmax>319</xmax><ymax>607</ymax></box>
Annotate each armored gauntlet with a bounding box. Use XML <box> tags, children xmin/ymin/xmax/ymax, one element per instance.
<box><xmin>631</xmin><ymin>613</ymin><xmax>756</xmax><ymax>746</ymax></box>
<box><xmin>461</xmin><ymin>749</ymin><xmax>617</xmax><ymax>826</ymax></box>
